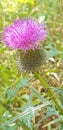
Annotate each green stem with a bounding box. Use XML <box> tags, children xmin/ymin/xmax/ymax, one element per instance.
<box><xmin>34</xmin><ymin>71</ymin><xmax>63</xmax><ymax>114</ymax></box>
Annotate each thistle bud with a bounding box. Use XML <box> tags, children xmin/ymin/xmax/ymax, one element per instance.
<box><xmin>15</xmin><ymin>46</ymin><xmax>46</xmax><ymax>72</ymax></box>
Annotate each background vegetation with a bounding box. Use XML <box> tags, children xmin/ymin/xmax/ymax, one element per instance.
<box><xmin>0</xmin><ymin>0</ymin><xmax>63</xmax><ymax>130</ymax></box>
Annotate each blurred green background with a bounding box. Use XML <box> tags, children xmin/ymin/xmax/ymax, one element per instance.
<box><xmin>0</xmin><ymin>0</ymin><xmax>63</xmax><ymax>88</ymax></box>
<box><xmin>0</xmin><ymin>0</ymin><xmax>63</xmax><ymax>130</ymax></box>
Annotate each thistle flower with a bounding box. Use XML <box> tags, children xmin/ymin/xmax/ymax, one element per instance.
<box><xmin>2</xmin><ymin>18</ymin><xmax>47</xmax><ymax>52</ymax></box>
<box><xmin>15</xmin><ymin>47</ymin><xmax>46</xmax><ymax>72</ymax></box>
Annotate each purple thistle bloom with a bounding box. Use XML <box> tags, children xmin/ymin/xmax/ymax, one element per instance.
<box><xmin>2</xmin><ymin>18</ymin><xmax>47</xmax><ymax>52</ymax></box>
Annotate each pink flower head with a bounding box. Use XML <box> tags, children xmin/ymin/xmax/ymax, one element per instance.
<box><xmin>2</xmin><ymin>18</ymin><xmax>47</xmax><ymax>52</ymax></box>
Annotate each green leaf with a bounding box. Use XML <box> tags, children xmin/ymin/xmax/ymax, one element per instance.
<box><xmin>31</xmin><ymin>87</ymin><xmax>47</xmax><ymax>103</ymax></box>
<box><xmin>21</xmin><ymin>114</ymin><xmax>34</xmax><ymax>130</ymax></box>
<box><xmin>50</xmin><ymin>87</ymin><xmax>63</xmax><ymax>95</ymax></box>
<box><xmin>7</xmin><ymin>77</ymin><xmax>31</xmax><ymax>99</ymax></box>
<box><xmin>37</xmin><ymin>106</ymin><xmax>59</xmax><ymax>124</ymax></box>
<box><xmin>45</xmin><ymin>47</ymin><xmax>59</xmax><ymax>59</ymax></box>
<box><xmin>0</xmin><ymin>125</ymin><xmax>18</xmax><ymax>130</ymax></box>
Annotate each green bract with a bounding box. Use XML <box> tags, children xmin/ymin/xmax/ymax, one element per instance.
<box><xmin>15</xmin><ymin>46</ymin><xmax>46</xmax><ymax>72</ymax></box>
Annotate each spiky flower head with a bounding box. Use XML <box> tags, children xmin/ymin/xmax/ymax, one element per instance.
<box><xmin>15</xmin><ymin>46</ymin><xmax>46</xmax><ymax>72</ymax></box>
<box><xmin>2</xmin><ymin>18</ymin><xmax>47</xmax><ymax>52</ymax></box>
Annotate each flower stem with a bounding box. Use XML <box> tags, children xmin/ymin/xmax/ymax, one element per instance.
<box><xmin>34</xmin><ymin>71</ymin><xmax>63</xmax><ymax>114</ymax></box>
